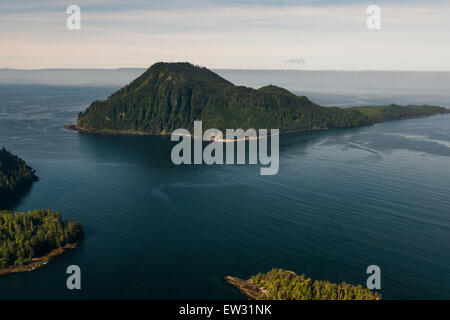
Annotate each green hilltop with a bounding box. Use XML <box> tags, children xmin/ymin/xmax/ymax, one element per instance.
<box><xmin>73</xmin><ymin>62</ymin><xmax>449</xmax><ymax>134</ymax></box>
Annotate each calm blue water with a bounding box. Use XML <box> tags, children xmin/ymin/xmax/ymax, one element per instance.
<box><xmin>0</xmin><ymin>84</ymin><xmax>449</xmax><ymax>299</ymax></box>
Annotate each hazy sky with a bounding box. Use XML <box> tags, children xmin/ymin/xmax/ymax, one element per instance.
<box><xmin>1</xmin><ymin>0</ymin><xmax>449</xmax><ymax>70</ymax></box>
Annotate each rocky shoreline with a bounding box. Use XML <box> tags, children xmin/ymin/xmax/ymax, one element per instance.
<box><xmin>64</xmin><ymin>124</ymin><xmax>167</xmax><ymax>136</ymax></box>
<box><xmin>0</xmin><ymin>242</ymin><xmax>80</xmax><ymax>276</ymax></box>
<box><xmin>225</xmin><ymin>276</ymin><xmax>267</xmax><ymax>300</ymax></box>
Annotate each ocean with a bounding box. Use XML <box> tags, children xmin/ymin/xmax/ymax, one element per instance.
<box><xmin>0</xmin><ymin>70</ymin><xmax>449</xmax><ymax>299</ymax></box>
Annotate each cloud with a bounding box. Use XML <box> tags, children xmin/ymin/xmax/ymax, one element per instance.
<box><xmin>286</xmin><ymin>58</ymin><xmax>306</xmax><ymax>64</ymax></box>
<box><xmin>0</xmin><ymin>1</ymin><xmax>449</xmax><ymax>70</ymax></box>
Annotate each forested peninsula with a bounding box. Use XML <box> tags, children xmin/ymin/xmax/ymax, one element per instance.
<box><xmin>0</xmin><ymin>209</ymin><xmax>84</xmax><ymax>275</ymax></box>
<box><xmin>67</xmin><ymin>62</ymin><xmax>449</xmax><ymax>135</ymax></box>
<box><xmin>226</xmin><ymin>268</ymin><xmax>381</xmax><ymax>300</ymax></box>
<box><xmin>0</xmin><ymin>147</ymin><xmax>38</xmax><ymax>206</ymax></box>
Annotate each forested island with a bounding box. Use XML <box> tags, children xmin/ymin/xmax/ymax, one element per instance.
<box><xmin>67</xmin><ymin>62</ymin><xmax>449</xmax><ymax>135</ymax></box>
<box><xmin>0</xmin><ymin>147</ymin><xmax>38</xmax><ymax>206</ymax></box>
<box><xmin>226</xmin><ymin>268</ymin><xmax>381</xmax><ymax>300</ymax></box>
<box><xmin>0</xmin><ymin>150</ymin><xmax>83</xmax><ymax>275</ymax></box>
<box><xmin>0</xmin><ymin>209</ymin><xmax>84</xmax><ymax>275</ymax></box>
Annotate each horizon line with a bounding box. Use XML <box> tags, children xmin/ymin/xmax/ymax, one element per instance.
<box><xmin>2</xmin><ymin>67</ymin><xmax>450</xmax><ymax>73</ymax></box>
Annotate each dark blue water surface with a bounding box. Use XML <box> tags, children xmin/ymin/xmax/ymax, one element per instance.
<box><xmin>0</xmin><ymin>85</ymin><xmax>449</xmax><ymax>299</ymax></box>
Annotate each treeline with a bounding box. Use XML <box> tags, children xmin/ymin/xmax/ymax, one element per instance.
<box><xmin>0</xmin><ymin>209</ymin><xmax>83</xmax><ymax>268</ymax></box>
<box><xmin>75</xmin><ymin>62</ymin><xmax>449</xmax><ymax>135</ymax></box>
<box><xmin>0</xmin><ymin>147</ymin><xmax>38</xmax><ymax>204</ymax></box>
<box><xmin>351</xmin><ymin>104</ymin><xmax>449</xmax><ymax>122</ymax></box>
<box><xmin>250</xmin><ymin>268</ymin><xmax>381</xmax><ymax>300</ymax></box>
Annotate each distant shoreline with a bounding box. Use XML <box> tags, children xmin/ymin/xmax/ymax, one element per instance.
<box><xmin>0</xmin><ymin>241</ymin><xmax>80</xmax><ymax>276</ymax></box>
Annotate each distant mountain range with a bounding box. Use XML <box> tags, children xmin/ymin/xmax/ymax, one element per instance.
<box><xmin>0</xmin><ymin>68</ymin><xmax>145</xmax><ymax>86</ymax></box>
<box><xmin>66</xmin><ymin>62</ymin><xmax>449</xmax><ymax>135</ymax></box>
<box><xmin>3</xmin><ymin>67</ymin><xmax>450</xmax><ymax>107</ymax></box>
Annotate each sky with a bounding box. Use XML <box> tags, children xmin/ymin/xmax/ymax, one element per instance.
<box><xmin>1</xmin><ymin>0</ymin><xmax>449</xmax><ymax>70</ymax></box>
